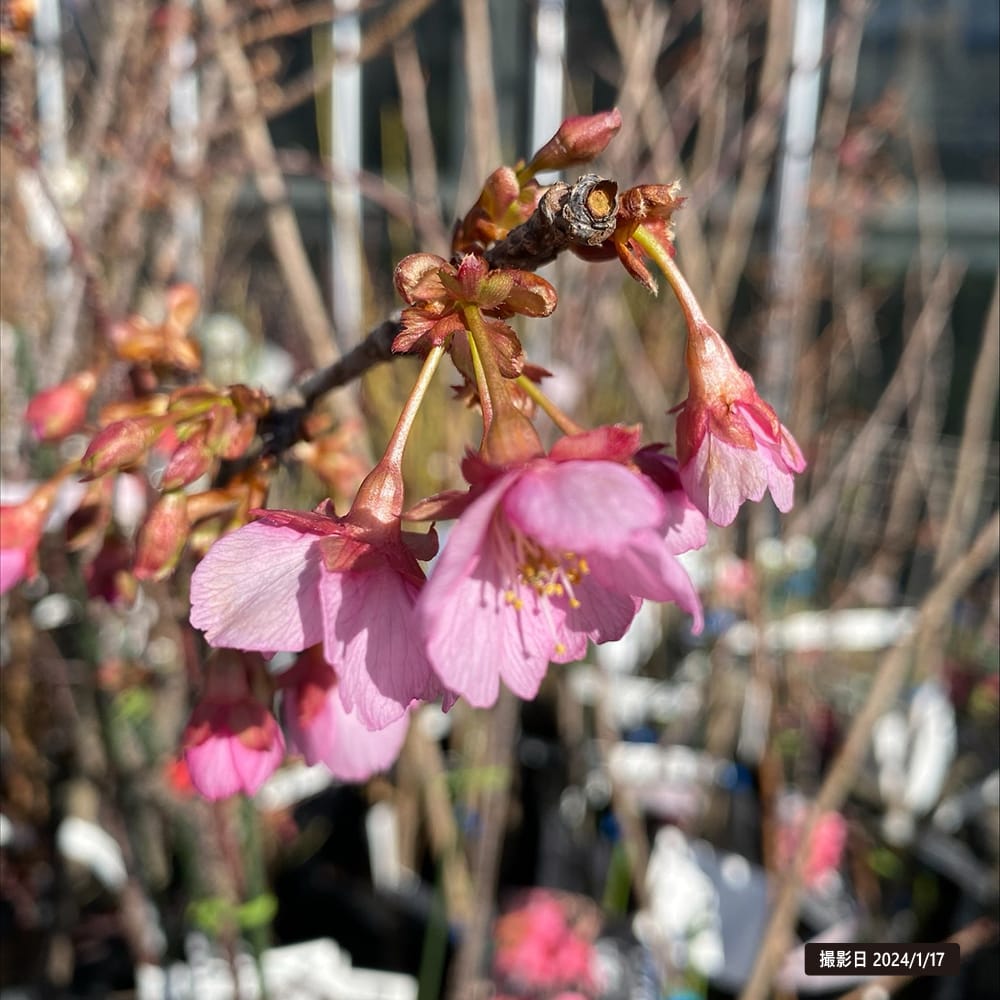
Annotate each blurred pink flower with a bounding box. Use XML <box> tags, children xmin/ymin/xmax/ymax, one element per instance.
<box><xmin>190</xmin><ymin>504</ymin><xmax>442</xmax><ymax>730</ymax></box>
<box><xmin>280</xmin><ymin>646</ymin><xmax>409</xmax><ymax>781</ymax></box>
<box><xmin>415</xmin><ymin>426</ymin><xmax>703</xmax><ymax>708</ymax></box>
<box><xmin>777</xmin><ymin>806</ymin><xmax>848</xmax><ymax>889</ymax></box>
<box><xmin>182</xmin><ymin>654</ymin><xmax>285</xmax><ymax>800</ymax></box>
<box><xmin>493</xmin><ymin>890</ymin><xmax>598</xmax><ymax>994</ymax></box>
<box><xmin>0</xmin><ymin>479</ymin><xmax>61</xmax><ymax>594</ymax></box>
<box><xmin>675</xmin><ymin>322</ymin><xmax>806</xmax><ymax>526</ymax></box>
<box><xmin>25</xmin><ymin>371</ymin><xmax>97</xmax><ymax>442</ymax></box>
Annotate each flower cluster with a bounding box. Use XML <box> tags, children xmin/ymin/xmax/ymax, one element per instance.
<box><xmin>3</xmin><ymin>110</ymin><xmax>807</xmax><ymax>800</ymax></box>
<box><xmin>492</xmin><ymin>890</ymin><xmax>600</xmax><ymax>998</ymax></box>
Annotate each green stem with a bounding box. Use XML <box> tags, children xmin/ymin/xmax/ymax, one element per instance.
<box><xmin>239</xmin><ymin>796</ymin><xmax>272</xmax><ymax>1000</ymax></box>
<box><xmin>381</xmin><ymin>344</ymin><xmax>446</xmax><ymax>471</ymax></box>
<box><xmin>352</xmin><ymin>345</ymin><xmax>445</xmax><ymax>521</ymax></box>
<box><xmin>632</xmin><ymin>224</ymin><xmax>709</xmax><ymax>332</ymax></box>
<box><xmin>515</xmin><ymin>375</ymin><xmax>585</xmax><ymax>436</ymax></box>
<box><xmin>462</xmin><ymin>305</ymin><xmax>508</xmax><ymax>439</ymax></box>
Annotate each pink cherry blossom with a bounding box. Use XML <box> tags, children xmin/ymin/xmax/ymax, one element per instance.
<box><xmin>633</xmin><ymin>446</ymin><xmax>708</xmax><ymax>554</ymax></box>
<box><xmin>675</xmin><ymin>322</ymin><xmax>806</xmax><ymax>526</ymax></box>
<box><xmin>493</xmin><ymin>891</ymin><xmax>599</xmax><ymax>993</ymax></box>
<box><xmin>181</xmin><ymin>653</ymin><xmax>285</xmax><ymax>800</ymax></box>
<box><xmin>414</xmin><ymin>427</ymin><xmax>703</xmax><ymax>708</ymax></box>
<box><xmin>190</xmin><ymin>505</ymin><xmax>441</xmax><ymax>729</ymax></box>
<box><xmin>279</xmin><ymin>646</ymin><xmax>409</xmax><ymax>781</ymax></box>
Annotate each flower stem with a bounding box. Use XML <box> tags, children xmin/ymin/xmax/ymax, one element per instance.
<box><xmin>353</xmin><ymin>345</ymin><xmax>445</xmax><ymax>521</ymax></box>
<box><xmin>462</xmin><ymin>305</ymin><xmax>544</xmax><ymax>465</ymax></box>
<box><xmin>462</xmin><ymin>305</ymin><xmax>506</xmax><ymax>439</ymax></box>
<box><xmin>515</xmin><ymin>375</ymin><xmax>585</xmax><ymax>436</ymax></box>
<box><xmin>633</xmin><ymin>224</ymin><xmax>708</xmax><ymax>332</ymax></box>
<box><xmin>381</xmin><ymin>344</ymin><xmax>446</xmax><ymax>470</ymax></box>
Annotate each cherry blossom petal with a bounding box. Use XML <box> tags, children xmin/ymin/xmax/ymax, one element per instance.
<box><xmin>185</xmin><ymin>737</ymin><xmax>247</xmax><ymax>800</ymax></box>
<box><xmin>588</xmin><ymin>530</ymin><xmax>703</xmax><ymax>633</ymax></box>
<box><xmin>288</xmin><ymin>693</ymin><xmax>409</xmax><ymax>781</ymax></box>
<box><xmin>190</xmin><ymin>522</ymin><xmax>325</xmax><ymax>652</ymax></box>
<box><xmin>503</xmin><ymin>461</ymin><xmax>664</xmax><ymax>555</ymax></box>
<box><xmin>0</xmin><ymin>548</ymin><xmax>28</xmax><ymax>594</ymax></box>
<box><xmin>323</xmin><ymin>566</ymin><xmax>432</xmax><ymax>729</ymax></box>
<box><xmin>559</xmin><ymin>575</ymin><xmax>640</xmax><ymax>646</ymax></box>
<box><xmin>682</xmin><ymin>435</ymin><xmax>768</xmax><ymax>527</ymax></box>
<box><xmin>232</xmin><ymin>730</ymin><xmax>286</xmax><ymax>795</ymax></box>
<box><xmin>420</xmin><ymin>533</ymin><xmax>552</xmax><ymax>707</ymax></box>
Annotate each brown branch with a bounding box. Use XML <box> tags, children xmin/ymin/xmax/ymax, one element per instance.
<box><xmin>836</xmin><ymin>918</ymin><xmax>999</xmax><ymax>1000</ymax></box>
<box><xmin>483</xmin><ymin>174</ymin><xmax>620</xmax><ymax>270</ymax></box>
<box><xmin>789</xmin><ymin>259</ymin><xmax>964</xmax><ymax>538</ymax></box>
<box><xmin>445</xmin><ymin>688</ymin><xmax>520</xmax><ymax>1000</ymax></box>
<box><xmin>934</xmin><ymin>271</ymin><xmax>1000</xmax><ymax>571</ymax></box>
<box><xmin>459</xmin><ymin>0</ymin><xmax>501</xmax><ymax>193</ymax></box>
<box><xmin>203</xmin><ymin>0</ymin><xmax>341</xmax><ymax>369</ymax></box>
<box><xmin>261</xmin><ymin>173</ymin><xmax>622</xmax><ymax>449</ymax></box>
<box><xmin>739</xmin><ymin>513</ymin><xmax>1000</xmax><ymax>1000</ymax></box>
<box><xmin>392</xmin><ymin>29</ymin><xmax>450</xmax><ymax>256</ymax></box>
<box><xmin>204</xmin><ymin>0</ymin><xmax>438</xmax><ymax>143</ymax></box>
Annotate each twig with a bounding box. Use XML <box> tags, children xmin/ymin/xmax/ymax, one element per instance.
<box><xmin>934</xmin><ymin>272</ymin><xmax>1000</xmax><ymax>571</ymax></box>
<box><xmin>446</xmin><ymin>688</ymin><xmax>519</xmax><ymax>1000</ymax></box>
<box><xmin>203</xmin><ymin>0</ymin><xmax>439</xmax><ymax>142</ymax></box>
<box><xmin>711</xmin><ymin>0</ymin><xmax>793</xmax><ymax>322</ymax></box>
<box><xmin>789</xmin><ymin>260</ymin><xmax>963</xmax><ymax>538</ymax></box>
<box><xmin>203</xmin><ymin>0</ymin><xmax>339</xmax><ymax>369</ymax></box>
<box><xmin>261</xmin><ymin>173</ymin><xmax>622</xmax><ymax>446</ymax></box>
<box><xmin>739</xmin><ymin>513</ymin><xmax>1000</xmax><ymax>1000</ymax></box>
<box><xmin>392</xmin><ymin>29</ymin><xmax>450</xmax><ymax>256</ymax></box>
<box><xmin>458</xmin><ymin>0</ymin><xmax>501</xmax><ymax>200</ymax></box>
<box><xmin>835</xmin><ymin>918</ymin><xmax>999</xmax><ymax>1000</ymax></box>
<box><xmin>404</xmin><ymin>723</ymin><xmax>474</xmax><ymax>924</ymax></box>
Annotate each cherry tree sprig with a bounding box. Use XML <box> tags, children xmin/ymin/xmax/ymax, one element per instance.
<box><xmin>5</xmin><ymin>107</ymin><xmax>810</xmax><ymax>800</ymax></box>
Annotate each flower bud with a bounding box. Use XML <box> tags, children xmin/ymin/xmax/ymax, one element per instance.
<box><xmin>0</xmin><ymin>478</ymin><xmax>61</xmax><ymax>594</ymax></box>
<box><xmin>26</xmin><ymin>370</ymin><xmax>98</xmax><ymax>442</ymax></box>
<box><xmin>134</xmin><ymin>490</ymin><xmax>188</xmax><ymax>581</ymax></box>
<box><xmin>182</xmin><ymin>651</ymin><xmax>285</xmax><ymax>800</ymax></box>
<box><xmin>80</xmin><ymin>417</ymin><xmax>163</xmax><ymax>480</ymax></box>
<box><xmin>161</xmin><ymin>434</ymin><xmax>213</xmax><ymax>490</ymax></box>
<box><xmin>526</xmin><ymin>107</ymin><xmax>623</xmax><ymax>174</ymax></box>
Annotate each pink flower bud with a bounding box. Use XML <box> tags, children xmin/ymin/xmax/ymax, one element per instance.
<box><xmin>527</xmin><ymin>107</ymin><xmax>623</xmax><ymax>174</ymax></box>
<box><xmin>134</xmin><ymin>490</ymin><xmax>188</xmax><ymax>581</ymax></box>
<box><xmin>160</xmin><ymin>434</ymin><xmax>213</xmax><ymax>491</ymax></box>
<box><xmin>26</xmin><ymin>370</ymin><xmax>98</xmax><ymax>442</ymax></box>
<box><xmin>80</xmin><ymin>417</ymin><xmax>163</xmax><ymax>480</ymax></box>
<box><xmin>182</xmin><ymin>652</ymin><xmax>285</xmax><ymax>800</ymax></box>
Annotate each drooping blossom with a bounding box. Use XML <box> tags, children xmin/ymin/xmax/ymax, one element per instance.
<box><xmin>181</xmin><ymin>652</ymin><xmax>285</xmax><ymax>800</ymax></box>
<box><xmin>633</xmin><ymin>446</ymin><xmax>708</xmax><ymax>554</ymax></box>
<box><xmin>279</xmin><ymin>646</ymin><xmax>409</xmax><ymax>781</ymax></box>
<box><xmin>190</xmin><ymin>496</ymin><xmax>442</xmax><ymax>730</ymax></box>
<box><xmin>413</xmin><ymin>426</ymin><xmax>703</xmax><ymax>709</ymax></box>
<box><xmin>674</xmin><ymin>321</ymin><xmax>806</xmax><ymax>526</ymax></box>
